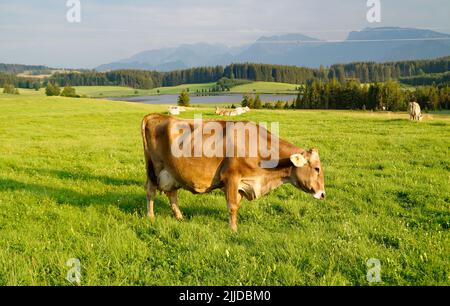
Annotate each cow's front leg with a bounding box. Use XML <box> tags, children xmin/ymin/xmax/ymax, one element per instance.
<box><xmin>225</xmin><ymin>181</ymin><xmax>242</xmax><ymax>232</ymax></box>
<box><xmin>165</xmin><ymin>190</ymin><xmax>183</xmax><ymax>221</ymax></box>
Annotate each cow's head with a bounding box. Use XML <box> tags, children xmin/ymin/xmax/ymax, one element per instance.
<box><xmin>289</xmin><ymin>149</ymin><xmax>326</xmax><ymax>199</ymax></box>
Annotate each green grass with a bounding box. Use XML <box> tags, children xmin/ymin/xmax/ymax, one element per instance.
<box><xmin>0</xmin><ymin>88</ymin><xmax>44</xmax><ymax>96</ymax></box>
<box><xmin>0</xmin><ymin>92</ymin><xmax>449</xmax><ymax>286</ymax></box>
<box><xmin>74</xmin><ymin>83</ymin><xmax>218</xmax><ymax>98</ymax></box>
<box><xmin>229</xmin><ymin>81</ymin><xmax>300</xmax><ymax>94</ymax></box>
<box><xmin>431</xmin><ymin>110</ymin><xmax>450</xmax><ymax>115</ymax></box>
<box><xmin>149</xmin><ymin>83</ymin><xmax>218</xmax><ymax>95</ymax></box>
<box><xmin>73</xmin><ymin>82</ymin><xmax>300</xmax><ymax>98</ymax></box>
<box><xmin>73</xmin><ymin>86</ymin><xmax>149</xmax><ymax>98</ymax></box>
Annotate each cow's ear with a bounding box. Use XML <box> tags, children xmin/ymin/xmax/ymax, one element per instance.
<box><xmin>309</xmin><ymin>148</ymin><xmax>319</xmax><ymax>162</ymax></box>
<box><xmin>290</xmin><ymin>153</ymin><xmax>308</xmax><ymax>168</ymax></box>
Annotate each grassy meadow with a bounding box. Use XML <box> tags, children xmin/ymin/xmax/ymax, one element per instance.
<box><xmin>72</xmin><ymin>81</ymin><xmax>300</xmax><ymax>98</ymax></box>
<box><xmin>0</xmin><ymin>89</ymin><xmax>449</xmax><ymax>286</ymax></box>
<box><xmin>74</xmin><ymin>83</ymin><xmax>218</xmax><ymax>98</ymax></box>
<box><xmin>229</xmin><ymin>81</ymin><xmax>299</xmax><ymax>94</ymax></box>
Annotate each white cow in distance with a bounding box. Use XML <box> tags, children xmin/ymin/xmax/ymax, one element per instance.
<box><xmin>235</xmin><ymin>106</ymin><xmax>250</xmax><ymax>115</ymax></box>
<box><xmin>215</xmin><ymin>106</ymin><xmax>250</xmax><ymax>117</ymax></box>
<box><xmin>168</xmin><ymin>106</ymin><xmax>187</xmax><ymax>116</ymax></box>
<box><xmin>408</xmin><ymin>102</ymin><xmax>423</xmax><ymax>121</ymax></box>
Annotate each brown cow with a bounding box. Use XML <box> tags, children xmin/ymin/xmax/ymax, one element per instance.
<box><xmin>141</xmin><ymin>114</ymin><xmax>325</xmax><ymax>231</ymax></box>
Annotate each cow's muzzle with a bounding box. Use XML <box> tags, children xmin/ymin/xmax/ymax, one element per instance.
<box><xmin>313</xmin><ymin>191</ymin><xmax>326</xmax><ymax>200</ymax></box>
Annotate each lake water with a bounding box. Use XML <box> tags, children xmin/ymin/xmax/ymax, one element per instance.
<box><xmin>107</xmin><ymin>94</ymin><xmax>297</xmax><ymax>105</ymax></box>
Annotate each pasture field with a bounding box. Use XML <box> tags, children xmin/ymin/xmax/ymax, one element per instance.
<box><xmin>148</xmin><ymin>83</ymin><xmax>218</xmax><ymax>95</ymax></box>
<box><xmin>229</xmin><ymin>81</ymin><xmax>300</xmax><ymax>94</ymax></box>
<box><xmin>73</xmin><ymin>82</ymin><xmax>300</xmax><ymax>98</ymax></box>
<box><xmin>73</xmin><ymin>86</ymin><xmax>152</xmax><ymax>98</ymax></box>
<box><xmin>1</xmin><ymin>88</ymin><xmax>43</xmax><ymax>96</ymax></box>
<box><xmin>0</xmin><ymin>91</ymin><xmax>449</xmax><ymax>286</ymax></box>
<box><xmin>73</xmin><ymin>84</ymin><xmax>217</xmax><ymax>98</ymax></box>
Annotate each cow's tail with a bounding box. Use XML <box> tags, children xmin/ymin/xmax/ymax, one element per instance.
<box><xmin>141</xmin><ymin>115</ymin><xmax>158</xmax><ymax>185</ymax></box>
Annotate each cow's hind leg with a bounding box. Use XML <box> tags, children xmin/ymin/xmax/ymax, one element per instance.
<box><xmin>165</xmin><ymin>190</ymin><xmax>183</xmax><ymax>221</ymax></box>
<box><xmin>146</xmin><ymin>180</ymin><xmax>157</xmax><ymax>220</ymax></box>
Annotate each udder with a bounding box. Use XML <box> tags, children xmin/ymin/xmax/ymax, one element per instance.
<box><xmin>158</xmin><ymin>169</ymin><xmax>180</xmax><ymax>191</ymax></box>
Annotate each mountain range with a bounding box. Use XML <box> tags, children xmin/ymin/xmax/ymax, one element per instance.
<box><xmin>96</xmin><ymin>27</ymin><xmax>450</xmax><ymax>72</ymax></box>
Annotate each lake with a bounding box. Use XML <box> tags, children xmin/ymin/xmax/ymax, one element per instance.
<box><xmin>106</xmin><ymin>93</ymin><xmax>298</xmax><ymax>105</ymax></box>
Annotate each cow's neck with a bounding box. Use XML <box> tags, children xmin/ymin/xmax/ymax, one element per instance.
<box><xmin>260</xmin><ymin>164</ymin><xmax>293</xmax><ymax>197</ymax></box>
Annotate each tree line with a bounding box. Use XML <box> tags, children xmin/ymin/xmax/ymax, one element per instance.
<box><xmin>47</xmin><ymin>67</ymin><xmax>225</xmax><ymax>89</ymax></box>
<box><xmin>2</xmin><ymin>56</ymin><xmax>449</xmax><ymax>92</ymax></box>
<box><xmin>399</xmin><ymin>71</ymin><xmax>450</xmax><ymax>86</ymax></box>
<box><xmin>0</xmin><ymin>72</ymin><xmax>41</xmax><ymax>89</ymax></box>
<box><xmin>223</xmin><ymin>63</ymin><xmax>319</xmax><ymax>84</ymax></box>
<box><xmin>0</xmin><ymin>63</ymin><xmax>51</xmax><ymax>74</ymax></box>
<box><xmin>328</xmin><ymin>56</ymin><xmax>450</xmax><ymax>84</ymax></box>
<box><xmin>294</xmin><ymin>80</ymin><xmax>449</xmax><ymax>111</ymax></box>
<box><xmin>239</xmin><ymin>80</ymin><xmax>449</xmax><ymax>111</ymax></box>
<box><xmin>45</xmin><ymin>56</ymin><xmax>449</xmax><ymax>89</ymax></box>
<box><xmin>48</xmin><ymin>64</ymin><xmax>319</xmax><ymax>88</ymax></box>
<box><xmin>49</xmin><ymin>70</ymin><xmax>164</xmax><ymax>89</ymax></box>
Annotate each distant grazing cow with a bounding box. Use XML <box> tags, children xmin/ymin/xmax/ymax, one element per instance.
<box><xmin>215</xmin><ymin>107</ymin><xmax>230</xmax><ymax>116</ymax></box>
<box><xmin>168</xmin><ymin>106</ymin><xmax>187</xmax><ymax>116</ymax></box>
<box><xmin>216</xmin><ymin>106</ymin><xmax>250</xmax><ymax>117</ymax></box>
<box><xmin>408</xmin><ymin>102</ymin><xmax>423</xmax><ymax>121</ymax></box>
<box><xmin>141</xmin><ymin>114</ymin><xmax>326</xmax><ymax>231</ymax></box>
<box><xmin>168</xmin><ymin>107</ymin><xmax>180</xmax><ymax>116</ymax></box>
<box><xmin>235</xmin><ymin>106</ymin><xmax>250</xmax><ymax>115</ymax></box>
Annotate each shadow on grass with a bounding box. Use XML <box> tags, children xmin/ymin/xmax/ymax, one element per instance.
<box><xmin>0</xmin><ymin>177</ymin><xmax>152</xmax><ymax>215</ymax></box>
<box><xmin>0</xmin><ymin>168</ymin><xmax>227</xmax><ymax>221</ymax></box>
<box><xmin>17</xmin><ymin>167</ymin><xmax>142</xmax><ymax>187</ymax></box>
<box><xmin>181</xmin><ymin>203</ymin><xmax>226</xmax><ymax>221</ymax></box>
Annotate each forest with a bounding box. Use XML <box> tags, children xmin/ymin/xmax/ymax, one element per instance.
<box><xmin>238</xmin><ymin>80</ymin><xmax>449</xmax><ymax>111</ymax></box>
<box><xmin>293</xmin><ymin>80</ymin><xmax>449</xmax><ymax>111</ymax></box>
<box><xmin>0</xmin><ymin>63</ymin><xmax>51</xmax><ymax>74</ymax></box>
<box><xmin>1</xmin><ymin>56</ymin><xmax>449</xmax><ymax>90</ymax></box>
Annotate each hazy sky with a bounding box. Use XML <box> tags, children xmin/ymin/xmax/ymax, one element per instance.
<box><xmin>1</xmin><ymin>0</ymin><xmax>449</xmax><ymax>68</ymax></box>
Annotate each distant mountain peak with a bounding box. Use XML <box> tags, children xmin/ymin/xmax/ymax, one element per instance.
<box><xmin>257</xmin><ymin>33</ymin><xmax>320</xmax><ymax>43</ymax></box>
<box><xmin>347</xmin><ymin>26</ymin><xmax>450</xmax><ymax>41</ymax></box>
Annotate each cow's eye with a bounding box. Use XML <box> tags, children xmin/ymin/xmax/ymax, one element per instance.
<box><xmin>315</xmin><ymin>167</ymin><xmax>320</xmax><ymax>174</ymax></box>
